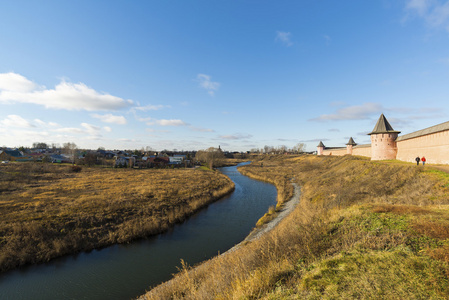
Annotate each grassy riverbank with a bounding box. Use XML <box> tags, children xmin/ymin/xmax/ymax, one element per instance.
<box><xmin>144</xmin><ymin>155</ymin><xmax>449</xmax><ymax>299</ymax></box>
<box><xmin>0</xmin><ymin>163</ymin><xmax>234</xmax><ymax>273</ymax></box>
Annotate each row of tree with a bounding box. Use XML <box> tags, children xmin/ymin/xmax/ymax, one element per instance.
<box><xmin>250</xmin><ymin>143</ymin><xmax>306</xmax><ymax>154</ymax></box>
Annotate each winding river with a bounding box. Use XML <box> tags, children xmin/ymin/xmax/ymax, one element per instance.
<box><xmin>0</xmin><ymin>162</ymin><xmax>277</xmax><ymax>300</ymax></box>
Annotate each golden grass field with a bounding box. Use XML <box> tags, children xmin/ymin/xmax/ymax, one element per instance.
<box><xmin>0</xmin><ymin>163</ymin><xmax>234</xmax><ymax>273</ymax></box>
<box><xmin>144</xmin><ymin>155</ymin><xmax>449</xmax><ymax>299</ymax></box>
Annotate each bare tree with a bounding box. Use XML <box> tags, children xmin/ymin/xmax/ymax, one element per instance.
<box><xmin>250</xmin><ymin>148</ymin><xmax>260</xmax><ymax>154</ymax></box>
<box><xmin>292</xmin><ymin>142</ymin><xmax>306</xmax><ymax>154</ymax></box>
<box><xmin>63</xmin><ymin>142</ymin><xmax>78</xmax><ymax>165</ymax></box>
<box><xmin>195</xmin><ymin>147</ymin><xmax>225</xmax><ymax>169</ymax></box>
<box><xmin>264</xmin><ymin>145</ymin><xmax>274</xmax><ymax>154</ymax></box>
<box><xmin>277</xmin><ymin>145</ymin><xmax>287</xmax><ymax>154</ymax></box>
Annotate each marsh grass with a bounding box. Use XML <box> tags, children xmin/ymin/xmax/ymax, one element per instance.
<box><xmin>144</xmin><ymin>155</ymin><xmax>449</xmax><ymax>299</ymax></box>
<box><xmin>0</xmin><ymin>163</ymin><xmax>234</xmax><ymax>273</ymax></box>
<box><xmin>256</xmin><ymin>205</ymin><xmax>277</xmax><ymax>226</ymax></box>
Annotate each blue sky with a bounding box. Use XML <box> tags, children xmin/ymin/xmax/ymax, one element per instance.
<box><xmin>1</xmin><ymin>0</ymin><xmax>449</xmax><ymax>152</ymax></box>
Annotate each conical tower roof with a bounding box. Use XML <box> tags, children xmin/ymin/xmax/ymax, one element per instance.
<box><xmin>346</xmin><ymin>137</ymin><xmax>357</xmax><ymax>146</ymax></box>
<box><xmin>368</xmin><ymin>114</ymin><xmax>401</xmax><ymax>135</ymax></box>
<box><xmin>317</xmin><ymin>141</ymin><xmax>325</xmax><ymax>147</ymax></box>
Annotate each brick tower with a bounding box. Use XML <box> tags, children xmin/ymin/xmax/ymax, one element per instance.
<box><xmin>369</xmin><ymin>114</ymin><xmax>401</xmax><ymax>160</ymax></box>
<box><xmin>317</xmin><ymin>141</ymin><xmax>325</xmax><ymax>155</ymax></box>
<box><xmin>346</xmin><ymin>137</ymin><xmax>357</xmax><ymax>155</ymax></box>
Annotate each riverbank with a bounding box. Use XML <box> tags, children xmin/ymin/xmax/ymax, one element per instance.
<box><xmin>143</xmin><ymin>155</ymin><xmax>449</xmax><ymax>299</ymax></box>
<box><xmin>0</xmin><ymin>164</ymin><xmax>234</xmax><ymax>273</ymax></box>
<box><xmin>225</xmin><ymin>182</ymin><xmax>300</xmax><ymax>255</ymax></box>
<box><xmin>141</xmin><ymin>165</ymin><xmax>296</xmax><ymax>299</ymax></box>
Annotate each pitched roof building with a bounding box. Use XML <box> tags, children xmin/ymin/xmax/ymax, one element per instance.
<box><xmin>368</xmin><ymin>113</ymin><xmax>401</xmax><ymax>135</ymax></box>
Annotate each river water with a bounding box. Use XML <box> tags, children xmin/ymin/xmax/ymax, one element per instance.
<box><xmin>0</xmin><ymin>162</ymin><xmax>277</xmax><ymax>300</ymax></box>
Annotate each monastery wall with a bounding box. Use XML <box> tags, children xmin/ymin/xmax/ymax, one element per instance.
<box><xmin>352</xmin><ymin>145</ymin><xmax>371</xmax><ymax>158</ymax></box>
<box><xmin>321</xmin><ymin>145</ymin><xmax>371</xmax><ymax>158</ymax></box>
<box><xmin>322</xmin><ymin>148</ymin><xmax>346</xmax><ymax>156</ymax></box>
<box><xmin>396</xmin><ymin>131</ymin><xmax>449</xmax><ymax>164</ymax></box>
<box><xmin>317</xmin><ymin>115</ymin><xmax>449</xmax><ymax>164</ymax></box>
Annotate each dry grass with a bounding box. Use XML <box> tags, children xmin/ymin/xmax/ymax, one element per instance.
<box><xmin>143</xmin><ymin>155</ymin><xmax>449</xmax><ymax>299</ymax></box>
<box><xmin>0</xmin><ymin>163</ymin><xmax>234</xmax><ymax>273</ymax></box>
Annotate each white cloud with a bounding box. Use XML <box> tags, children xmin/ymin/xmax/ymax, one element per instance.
<box><xmin>81</xmin><ymin>123</ymin><xmax>101</xmax><ymax>135</ymax></box>
<box><xmin>197</xmin><ymin>74</ymin><xmax>220</xmax><ymax>96</ymax></box>
<box><xmin>311</xmin><ymin>103</ymin><xmax>384</xmax><ymax>121</ymax></box>
<box><xmin>136</xmin><ymin>116</ymin><xmax>152</xmax><ymax>123</ymax></box>
<box><xmin>12</xmin><ymin>129</ymin><xmax>50</xmax><ymax>138</ymax></box>
<box><xmin>0</xmin><ymin>72</ymin><xmax>38</xmax><ymax>92</ymax></box>
<box><xmin>134</xmin><ymin>104</ymin><xmax>168</xmax><ymax>111</ymax></box>
<box><xmin>139</xmin><ymin>116</ymin><xmax>188</xmax><ymax>127</ymax></box>
<box><xmin>1</xmin><ymin>115</ymin><xmax>35</xmax><ymax>128</ymax></box>
<box><xmin>219</xmin><ymin>133</ymin><xmax>253</xmax><ymax>140</ymax></box>
<box><xmin>406</xmin><ymin>0</ymin><xmax>432</xmax><ymax>15</ymax></box>
<box><xmin>52</xmin><ymin>122</ymin><xmax>104</xmax><ymax>138</ymax></box>
<box><xmin>87</xmin><ymin>135</ymin><xmax>102</xmax><ymax>140</ymax></box>
<box><xmin>189</xmin><ymin>126</ymin><xmax>215</xmax><ymax>132</ymax></box>
<box><xmin>34</xmin><ymin>119</ymin><xmax>46</xmax><ymax>126</ymax></box>
<box><xmin>0</xmin><ymin>72</ymin><xmax>133</xmax><ymax>111</ymax></box>
<box><xmin>323</xmin><ymin>35</ymin><xmax>331</xmax><ymax>45</ymax></box>
<box><xmin>275</xmin><ymin>31</ymin><xmax>293</xmax><ymax>47</ymax></box>
<box><xmin>405</xmin><ymin>0</ymin><xmax>449</xmax><ymax>31</ymax></box>
<box><xmin>91</xmin><ymin>113</ymin><xmax>127</xmax><ymax>125</ymax></box>
<box><xmin>155</xmin><ymin>119</ymin><xmax>187</xmax><ymax>126</ymax></box>
<box><xmin>146</xmin><ymin>128</ymin><xmax>170</xmax><ymax>133</ymax></box>
<box><xmin>34</xmin><ymin>119</ymin><xmax>59</xmax><ymax>127</ymax></box>
<box><xmin>54</xmin><ymin>127</ymin><xmax>84</xmax><ymax>134</ymax></box>
<box><xmin>118</xmin><ymin>138</ymin><xmax>140</xmax><ymax>143</ymax></box>
<box><xmin>302</xmin><ymin>138</ymin><xmax>330</xmax><ymax>143</ymax></box>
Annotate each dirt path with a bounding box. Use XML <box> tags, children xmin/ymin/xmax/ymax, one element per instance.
<box><xmin>224</xmin><ymin>182</ymin><xmax>301</xmax><ymax>254</ymax></box>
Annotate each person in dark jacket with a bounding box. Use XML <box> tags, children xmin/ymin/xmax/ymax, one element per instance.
<box><xmin>415</xmin><ymin>156</ymin><xmax>420</xmax><ymax>166</ymax></box>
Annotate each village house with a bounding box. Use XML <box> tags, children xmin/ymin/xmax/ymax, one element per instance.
<box><xmin>169</xmin><ymin>155</ymin><xmax>186</xmax><ymax>165</ymax></box>
<box><xmin>115</xmin><ymin>156</ymin><xmax>136</xmax><ymax>168</ymax></box>
<box><xmin>0</xmin><ymin>149</ymin><xmax>33</xmax><ymax>162</ymax></box>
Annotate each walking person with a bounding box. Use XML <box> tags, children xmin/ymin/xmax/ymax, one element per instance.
<box><xmin>415</xmin><ymin>156</ymin><xmax>420</xmax><ymax>166</ymax></box>
<box><xmin>421</xmin><ymin>156</ymin><xmax>426</xmax><ymax>166</ymax></box>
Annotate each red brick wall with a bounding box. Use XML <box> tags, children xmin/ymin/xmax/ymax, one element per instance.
<box><xmin>397</xmin><ymin>131</ymin><xmax>449</xmax><ymax>164</ymax></box>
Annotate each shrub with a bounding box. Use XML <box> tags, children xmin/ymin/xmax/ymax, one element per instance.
<box><xmin>70</xmin><ymin>165</ymin><xmax>82</xmax><ymax>173</ymax></box>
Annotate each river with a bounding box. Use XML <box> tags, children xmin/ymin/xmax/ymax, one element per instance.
<box><xmin>0</xmin><ymin>162</ymin><xmax>277</xmax><ymax>300</ymax></box>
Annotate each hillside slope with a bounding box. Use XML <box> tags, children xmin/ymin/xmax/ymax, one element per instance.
<box><xmin>144</xmin><ymin>155</ymin><xmax>449</xmax><ymax>299</ymax></box>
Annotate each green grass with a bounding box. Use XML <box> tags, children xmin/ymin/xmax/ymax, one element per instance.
<box><xmin>426</xmin><ymin>169</ymin><xmax>449</xmax><ymax>188</ymax></box>
<box><xmin>297</xmin><ymin>249</ymin><xmax>449</xmax><ymax>299</ymax></box>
